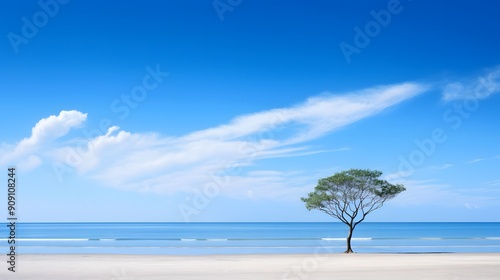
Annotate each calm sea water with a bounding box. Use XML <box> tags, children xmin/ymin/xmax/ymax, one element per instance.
<box><xmin>1</xmin><ymin>222</ymin><xmax>499</xmax><ymax>254</ymax></box>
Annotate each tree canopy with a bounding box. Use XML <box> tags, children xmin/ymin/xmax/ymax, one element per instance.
<box><xmin>301</xmin><ymin>168</ymin><xmax>405</xmax><ymax>253</ymax></box>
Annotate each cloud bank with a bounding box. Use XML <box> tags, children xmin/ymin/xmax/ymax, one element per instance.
<box><xmin>1</xmin><ymin>83</ymin><xmax>426</xmax><ymax>198</ymax></box>
<box><xmin>0</xmin><ymin>110</ymin><xmax>87</xmax><ymax>170</ymax></box>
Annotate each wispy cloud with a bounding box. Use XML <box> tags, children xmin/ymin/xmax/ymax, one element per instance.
<box><xmin>466</xmin><ymin>156</ymin><xmax>500</xmax><ymax>164</ymax></box>
<box><xmin>431</xmin><ymin>163</ymin><xmax>453</xmax><ymax>170</ymax></box>
<box><xmin>386</xmin><ymin>159</ymin><xmax>499</xmax><ymax>209</ymax></box>
<box><xmin>484</xmin><ymin>179</ymin><xmax>500</xmax><ymax>187</ymax></box>
<box><xmin>442</xmin><ymin>67</ymin><xmax>500</xmax><ymax>102</ymax></box>
<box><xmin>464</xmin><ymin>203</ymin><xmax>480</xmax><ymax>209</ymax></box>
<box><xmin>392</xmin><ymin>179</ymin><xmax>498</xmax><ymax>209</ymax></box>
<box><xmin>1</xmin><ymin>83</ymin><xmax>427</xmax><ymax>197</ymax></box>
<box><xmin>385</xmin><ymin>163</ymin><xmax>453</xmax><ymax>181</ymax></box>
<box><xmin>467</xmin><ymin>158</ymin><xmax>486</xmax><ymax>164</ymax></box>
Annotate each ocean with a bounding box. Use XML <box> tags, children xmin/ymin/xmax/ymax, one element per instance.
<box><xmin>1</xmin><ymin>222</ymin><xmax>500</xmax><ymax>254</ymax></box>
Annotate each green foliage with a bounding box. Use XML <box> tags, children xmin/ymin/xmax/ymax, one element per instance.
<box><xmin>301</xmin><ymin>169</ymin><xmax>405</xmax><ymax>226</ymax></box>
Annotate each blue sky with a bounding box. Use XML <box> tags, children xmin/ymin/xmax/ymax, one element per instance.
<box><xmin>1</xmin><ymin>0</ymin><xmax>499</xmax><ymax>222</ymax></box>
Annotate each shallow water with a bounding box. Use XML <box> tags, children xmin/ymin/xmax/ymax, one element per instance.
<box><xmin>1</xmin><ymin>222</ymin><xmax>499</xmax><ymax>254</ymax></box>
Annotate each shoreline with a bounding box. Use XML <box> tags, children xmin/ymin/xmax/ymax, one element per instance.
<box><xmin>12</xmin><ymin>251</ymin><xmax>500</xmax><ymax>256</ymax></box>
<box><xmin>2</xmin><ymin>253</ymin><xmax>500</xmax><ymax>279</ymax></box>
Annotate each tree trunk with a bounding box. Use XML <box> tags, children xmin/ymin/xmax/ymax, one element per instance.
<box><xmin>344</xmin><ymin>225</ymin><xmax>354</xmax><ymax>253</ymax></box>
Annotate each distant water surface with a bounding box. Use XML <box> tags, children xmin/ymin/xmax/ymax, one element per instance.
<box><xmin>1</xmin><ymin>222</ymin><xmax>499</xmax><ymax>254</ymax></box>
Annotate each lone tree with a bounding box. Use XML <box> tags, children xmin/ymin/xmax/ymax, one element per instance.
<box><xmin>301</xmin><ymin>169</ymin><xmax>405</xmax><ymax>253</ymax></box>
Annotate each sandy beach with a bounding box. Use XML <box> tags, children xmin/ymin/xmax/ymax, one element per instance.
<box><xmin>1</xmin><ymin>253</ymin><xmax>499</xmax><ymax>280</ymax></box>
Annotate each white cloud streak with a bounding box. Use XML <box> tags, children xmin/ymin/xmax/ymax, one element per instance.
<box><xmin>442</xmin><ymin>67</ymin><xmax>500</xmax><ymax>102</ymax></box>
<box><xmin>392</xmin><ymin>179</ymin><xmax>499</xmax><ymax>209</ymax></box>
<box><xmin>1</xmin><ymin>83</ymin><xmax>427</xmax><ymax>197</ymax></box>
<box><xmin>466</xmin><ymin>156</ymin><xmax>500</xmax><ymax>164</ymax></box>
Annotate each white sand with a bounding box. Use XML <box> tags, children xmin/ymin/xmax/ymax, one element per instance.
<box><xmin>1</xmin><ymin>253</ymin><xmax>500</xmax><ymax>279</ymax></box>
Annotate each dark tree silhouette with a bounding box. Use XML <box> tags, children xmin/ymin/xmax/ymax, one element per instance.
<box><xmin>301</xmin><ymin>169</ymin><xmax>405</xmax><ymax>253</ymax></box>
